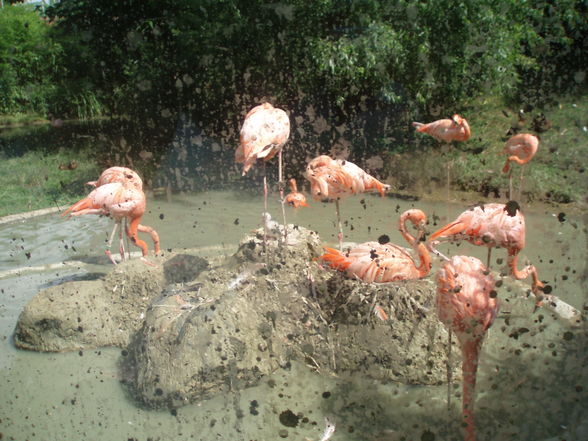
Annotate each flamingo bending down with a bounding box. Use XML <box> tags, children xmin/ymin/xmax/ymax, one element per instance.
<box><xmin>84</xmin><ymin>166</ymin><xmax>145</xmax><ymax>260</ymax></box>
<box><xmin>412</xmin><ymin>114</ymin><xmax>471</xmax><ymax>201</ymax></box>
<box><xmin>319</xmin><ymin>209</ymin><xmax>431</xmax><ymax>282</ymax></box>
<box><xmin>436</xmin><ymin>255</ymin><xmax>499</xmax><ymax>441</ymax></box>
<box><xmin>427</xmin><ymin>202</ymin><xmax>544</xmax><ymax>297</ymax></box>
<box><xmin>284</xmin><ymin>178</ymin><xmax>308</xmax><ymax>208</ymax></box>
<box><xmin>305</xmin><ymin>155</ymin><xmax>390</xmax><ymax>250</ymax></box>
<box><xmin>235</xmin><ymin>102</ymin><xmax>290</xmax><ymax>249</ymax></box>
<box><xmin>63</xmin><ymin>182</ymin><xmax>160</xmax><ymax>265</ymax></box>
<box><xmin>502</xmin><ymin>133</ymin><xmax>539</xmax><ymax>200</ymax></box>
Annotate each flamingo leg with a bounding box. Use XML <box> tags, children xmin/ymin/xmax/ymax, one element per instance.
<box><xmin>126</xmin><ymin>216</ymin><xmax>156</xmax><ymax>266</ymax></box>
<box><xmin>443</xmin><ymin>141</ymin><xmax>455</xmax><ymax>203</ymax></box>
<box><xmin>105</xmin><ymin>221</ymin><xmax>121</xmax><ymax>265</ymax></box>
<box><xmin>486</xmin><ymin>247</ymin><xmax>492</xmax><ymax>269</ymax></box>
<box><xmin>446</xmin><ymin>329</ymin><xmax>453</xmax><ymax>412</ymax></box>
<box><xmin>263</xmin><ymin>163</ymin><xmax>269</xmax><ymax>256</ymax></box>
<box><xmin>278</xmin><ymin>150</ymin><xmax>288</xmax><ymax>244</ymax></box>
<box><xmin>119</xmin><ymin>218</ymin><xmax>126</xmax><ymax>261</ymax></box>
<box><xmin>518</xmin><ymin>164</ymin><xmax>525</xmax><ymax>201</ymax></box>
<box><xmin>137</xmin><ymin>224</ymin><xmax>161</xmax><ymax>254</ymax></box>
<box><xmin>508</xmin><ymin>167</ymin><xmax>513</xmax><ymax>200</ymax></box>
<box><xmin>336</xmin><ymin>199</ymin><xmax>343</xmax><ymax>251</ymax></box>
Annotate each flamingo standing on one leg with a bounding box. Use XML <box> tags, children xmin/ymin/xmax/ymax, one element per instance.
<box><xmin>305</xmin><ymin>154</ymin><xmax>390</xmax><ymax>250</ymax></box>
<box><xmin>235</xmin><ymin>102</ymin><xmax>290</xmax><ymax>250</ymax></box>
<box><xmin>502</xmin><ymin>133</ymin><xmax>539</xmax><ymax>200</ymax></box>
<box><xmin>284</xmin><ymin>178</ymin><xmax>309</xmax><ymax>208</ymax></box>
<box><xmin>319</xmin><ymin>209</ymin><xmax>431</xmax><ymax>282</ymax></box>
<box><xmin>436</xmin><ymin>255</ymin><xmax>499</xmax><ymax>441</ymax></box>
<box><xmin>427</xmin><ymin>202</ymin><xmax>544</xmax><ymax>298</ymax></box>
<box><xmin>412</xmin><ymin>114</ymin><xmax>471</xmax><ymax>201</ymax></box>
<box><xmin>63</xmin><ymin>182</ymin><xmax>160</xmax><ymax>265</ymax></box>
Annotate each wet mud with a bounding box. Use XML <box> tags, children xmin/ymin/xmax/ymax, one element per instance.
<box><xmin>14</xmin><ymin>224</ymin><xmax>459</xmax><ymax>408</ymax></box>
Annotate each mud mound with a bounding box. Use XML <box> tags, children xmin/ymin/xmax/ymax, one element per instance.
<box><xmin>14</xmin><ymin>223</ymin><xmax>455</xmax><ymax>407</ymax></box>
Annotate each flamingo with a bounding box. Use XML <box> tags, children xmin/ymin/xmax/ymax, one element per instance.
<box><xmin>235</xmin><ymin>102</ymin><xmax>290</xmax><ymax>250</ymax></box>
<box><xmin>436</xmin><ymin>255</ymin><xmax>499</xmax><ymax>441</ymax></box>
<box><xmin>83</xmin><ymin>166</ymin><xmax>145</xmax><ymax>260</ymax></box>
<box><xmin>63</xmin><ymin>182</ymin><xmax>160</xmax><ymax>265</ymax></box>
<box><xmin>502</xmin><ymin>133</ymin><xmax>539</xmax><ymax>200</ymax></box>
<box><xmin>305</xmin><ymin>154</ymin><xmax>390</xmax><ymax>250</ymax></box>
<box><xmin>412</xmin><ymin>114</ymin><xmax>471</xmax><ymax>201</ymax></box>
<box><xmin>319</xmin><ymin>209</ymin><xmax>431</xmax><ymax>282</ymax></box>
<box><xmin>412</xmin><ymin>114</ymin><xmax>471</xmax><ymax>143</ymax></box>
<box><xmin>427</xmin><ymin>202</ymin><xmax>544</xmax><ymax>297</ymax></box>
<box><xmin>284</xmin><ymin>178</ymin><xmax>309</xmax><ymax>208</ymax></box>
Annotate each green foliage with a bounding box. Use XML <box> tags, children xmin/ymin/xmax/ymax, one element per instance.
<box><xmin>0</xmin><ymin>4</ymin><xmax>62</xmax><ymax>114</ymax></box>
<box><xmin>0</xmin><ymin>147</ymin><xmax>99</xmax><ymax>217</ymax></box>
<box><xmin>0</xmin><ymin>0</ymin><xmax>584</xmax><ymax>156</ymax></box>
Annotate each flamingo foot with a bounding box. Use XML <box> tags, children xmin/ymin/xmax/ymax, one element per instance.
<box><xmin>140</xmin><ymin>256</ymin><xmax>157</xmax><ymax>267</ymax></box>
<box><xmin>105</xmin><ymin>250</ymin><xmax>118</xmax><ymax>265</ymax></box>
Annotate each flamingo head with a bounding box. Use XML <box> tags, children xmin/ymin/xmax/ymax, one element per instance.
<box><xmin>402</xmin><ymin>209</ymin><xmax>427</xmax><ymax>238</ymax></box>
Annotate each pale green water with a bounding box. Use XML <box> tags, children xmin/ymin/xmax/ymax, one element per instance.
<box><xmin>1</xmin><ymin>191</ymin><xmax>587</xmax><ymax>441</ymax></box>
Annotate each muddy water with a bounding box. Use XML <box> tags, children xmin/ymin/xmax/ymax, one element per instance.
<box><xmin>1</xmin><ymin>190</ymin><xmax>587</xmax><ymax>441</ymax></box>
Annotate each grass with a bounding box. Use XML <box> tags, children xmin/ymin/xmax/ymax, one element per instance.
<box><xmin>0</xmin><ymin>148</ymin><xmax>100</xmax><ymax>217</ymax></box>
<box><xmin>389</xmin><ymin>92</ymin><xmax>588</xmax><ymax>206</ymax></box>
<box><xmin>0</xmin><ymin>113</ymin><xmax>48</xmax><ymax>127</ymax></box>
<box><xmin>0</xmin><ymin>92</ymin><xmax>586</xmax><ymax>219</ymax></box>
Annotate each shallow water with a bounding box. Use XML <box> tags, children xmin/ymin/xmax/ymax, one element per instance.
<box><xmin>1</xmin><ymin>190</ymin><xmax>587</xmax><ymax>441</ymax></box>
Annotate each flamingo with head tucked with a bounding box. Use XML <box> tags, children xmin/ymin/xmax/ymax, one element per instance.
<box><xmin>305</xmin><ymin>154</ymin><xmax>390</xmax><ymax>250</ymax></box>
<box><xmin>235</xmin><ymin>102</ymin><xmax>290</xmax><ymax>249</ymax></box>
<box><xmin>412</xmin><ymin>114</ymin><xmax>471</xmax><ymax>143</ymax></box>
<box><xmin>502</xmin><ymin>133</ymin><xmax>539</xmax><ymax>200</ymax></box>
<box><xmin>412</xmin><ymin>114</ymin><xmax>471</xmax><ymax>201</ymax></box>
<box><xmin>435</xmin><ymin>254</ymin><xmax>499</xmax><ymax>441</ymax></box>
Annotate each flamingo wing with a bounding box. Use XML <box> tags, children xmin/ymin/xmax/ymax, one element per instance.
<box><xmin>321</xmin><ymin>242</ymin><xmax>420</xmax><ymax>283</ymax></box>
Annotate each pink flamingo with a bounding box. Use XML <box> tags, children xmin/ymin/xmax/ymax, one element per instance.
<box><xmin>319</xmin><ymin>209</ymin><xmax>431</xmax><ymax>282</ymax></box>
<box><xmin>235</xmin><ymin>102</ymin><xmax>290</xmax><ymax>248</ymax></box>
<box><xmin>412</xmin><ymin>114</ymin><xmax>471</xmax><ymax>143</ymax></box>
<box><xmin>63</xmin><ymin>180</ymin><xmax>160</xmax><ymax>265</ymax></box>
<box><xmin>284</xmin><ymin>178</ymin><xmax>309</xmax><ymax>208</ymax></box>
<box><xmin>412</xmin><ymin>114</ymin><xmax>471</xmax><ymax>200</ymax></box>
<box><xmin>305</xmin><ymin>154</ymin><xmax>390</xmax><ymax>250</ymax></box>
<box><xmin>502</xmin><ymin>133</ymin><xmax>539</xmax><ymax>200</ymax></box>
<box><xmin>436</xmin><ymin>255</ymin><xmax>499</xmax><ymax>441</ymax></box>
<box><xmin>428</xmin><ymin>202</ymin><xmax>544</xmax><ymax>297</ymax></box>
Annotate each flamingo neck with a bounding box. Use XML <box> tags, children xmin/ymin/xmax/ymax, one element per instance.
<box><xmin>507</xmin><ymin>155</ymin><xmax>531</xmax><ymax>165</ymax></box>
<box><xmin>508</xmin><ymin>252</ymin><xmax>543</xmax><ymax>294</ymax></box>
<box><xmin>462</xmin><ymin>120</ymin><xmax>471</xmax><ymax>139</ymax></box>
<box><xmin>415</xmin><ymin>242</ymin><xmax>432</xmax><ymax>277</ymax></box>
<box><xmin>399</xmin><ymin>214</ymin><xmax>417</xmax><ymax>245</ymax></box>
